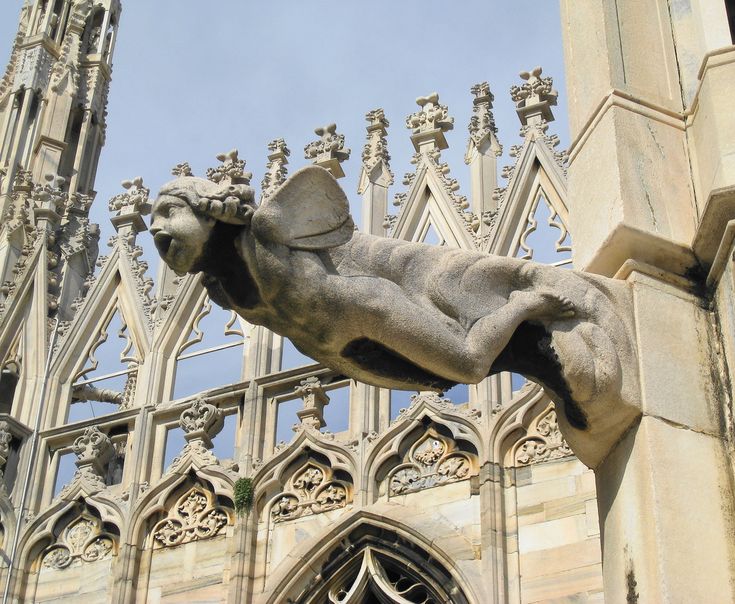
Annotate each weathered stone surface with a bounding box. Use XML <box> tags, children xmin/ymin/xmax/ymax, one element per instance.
<box><xmin>151</xmin><ymin>165</ymin><xmax>641</xmax><ymax>468</ymax></box>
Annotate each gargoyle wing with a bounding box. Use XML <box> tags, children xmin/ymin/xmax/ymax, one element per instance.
<box><xmin>251</xmin><ymin>165</ymin><xmax>354</xmax><ymax>250</ymax></box>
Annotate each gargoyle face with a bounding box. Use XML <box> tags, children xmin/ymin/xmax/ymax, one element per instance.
<box><xmin>150</xmin><ymin>194</ymin><xmax>216</xmax><ymax>274</ymax></box>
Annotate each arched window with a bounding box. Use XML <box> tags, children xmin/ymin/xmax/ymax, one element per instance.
<box><xmin>293</xmin><ymin>527</ymin><xmax>471</xmax><ymax>604</ymax></box>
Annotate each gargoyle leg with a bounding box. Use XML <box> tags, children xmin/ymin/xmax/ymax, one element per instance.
<box><xmin>366</xmin><ymin>288</ymin><xmax>569</xmax><ymax>385</ymax></box>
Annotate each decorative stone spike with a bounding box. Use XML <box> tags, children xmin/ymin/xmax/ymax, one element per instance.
<box><xmin>108</xmin><ymin>176</ymin><xmax>151</xmax><ymax>235</ymax></box>
<box><xmin>171</xmin><ymin>162</ymin><xmax>193</xmax><ymax>177</ymax></box>
<box><xmin>304</xmin><ymin>123</ymin><xmax>351</xmax><ymax>179</ymax></box>
<box><xmin>510</xmin><ymin>66</ymin><xmax>558</xmax><ymax>126</ymax></box>
<box><xmin>468</xmin><ymin>82</ymin><xmax>498</xmax><ymax>144</ymax></box>
<box><xmin>294</xmin><ymin>376</ymin><xmax>330</xmax><ymax>431</ymax></box>
<box><xmin>206</xmin><ymin>149</ymin><xmax>252</xmax><ymax>185</ymax></box>
<box><xmin>405</xmin><ymin>92</ymin><xmax>454</xmax><ymax>152</ymax></box>
<box><xmin>361</xmin><ymin>109</ymin><xmax>392</xmax><ymax>176</ymax></box>
<box><xmin>261</xmin><ymin>138</ymin><xmax>290</xmax><ymax>199</ymax></box>
<box><xmin>179</xmin><ymin>397</ymin><xmax>224</xmax><ymax>449</ymax></box>
<box><xmin>71</xmin><ymin>425</ymin><xmax>114</xmax><ymax>476</ymax></box>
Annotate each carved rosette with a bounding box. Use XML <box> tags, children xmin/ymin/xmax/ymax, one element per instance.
<box><xmin>385</xmin><ymin>428</ymin><xmax>476</xmax><ymax>497</ymax></box>
<box><xmin>270</xmin><ymin>462</ymin><xmax>350</xmax><ymax>523</ymax></box>
<box><xmin>41</xmin><ymin>515</ymin><xmax>116</xmax><ymax>570</ymax></box>
<box><xmin>151</xmin><ymin>486</ymin><xmax>231</xmax><ymax>548</ymax></box>
<box><xmin>513</xmin><ymin>404</ymin><xmax>573</xmax><ymax>467</ymax></box>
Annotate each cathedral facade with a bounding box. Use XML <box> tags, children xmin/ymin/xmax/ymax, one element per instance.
<box><xmin>0</xmin><ymin>1</ymin><xmax>733</xmax><ymax>603</ymax></box>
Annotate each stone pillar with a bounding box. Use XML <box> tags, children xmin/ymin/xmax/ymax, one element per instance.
<box><xmin>559</xmin><ymin>2</ymin><xmax>735</xmax><ymax>601</ymax></box>
<box><xmin>560</xmin><ymin>1</ymin><xmax>696</xmax><ymax>275</ymax></box>
<box><xmin>464</xmin><ymin>82</ymin><xmax>501</xmax><ymax>240</ymax></box>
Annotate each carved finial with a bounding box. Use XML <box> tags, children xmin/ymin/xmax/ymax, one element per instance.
<box><xmin>294</xmin><ymin>376</ymin><xmax>330</xmax><ymax>431</ymax></box>
<box><xmin>108</xmin><ymin>177</ymin><xmax>151</xmax><ymax>235</ymax></box>
<box><xmin>261</xmin><ymin>138</ymin><xmax>290</xmax><ymax>199</ymax></box>
<box><xmin>171</xmin><ymin>162</ymin><xmax>193</xmax><ymax>177</ymax></box>
<box><xmin>362</xmin><ymin>109</ymin><xmax>391</xmax><ymax>171</ymax></box>
<box><xmin>179</xmin><ymin>397</ymin><xmax>224</xmax><ymax>448</ymax></box>
<box><xmin>72</xmin><ymin>425</ymin><xmax>114</xmax><ymax>475</ymax></box>
<box><xmin>358</xmin><ymin>108</ymin><xmax>394</xmax><ymax>194</ymax></box>
<box><xmin>304</xmin><ymin>123</ymin><xmax>351</xmax><ymax>179</ymax></box>
<box><xmin>510</xmin><ymin>66</ymin><xmax>557</xmax><ymax>127</ymax></box>
<box><xmin>206</xmin><ymin>149</ymin><xmax>252</xmax><ymax>185</ymax></box>
<box><xmin>468</xmin><ymin>82</ymin><xmax>498</xmax><ymax>146</ymax></box>
<box><xmin>32</xmin><ymin>173</ymin><xmax>68</xmax><ymax>218</ymax></box>
<box><xmin>406</xmin><ymin>92</ymin><xmax>454</xmax><ymax>152</ymax></box>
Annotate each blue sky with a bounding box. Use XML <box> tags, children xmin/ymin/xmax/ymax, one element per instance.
<box><xmin>1</xmin><ymin>0</ymin><xmax>569</xmax><ymax>245</ymax></box>
<box><xmin>2</xmin><ymin>1</ymin><xmax>570</xmax><ymax>467</ymax></box>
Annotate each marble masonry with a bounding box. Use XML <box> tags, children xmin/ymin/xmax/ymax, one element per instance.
<box><xmin>0</xmin><ymin>1</ymin><xmax>734</xmax><ymax>603</ymax></box>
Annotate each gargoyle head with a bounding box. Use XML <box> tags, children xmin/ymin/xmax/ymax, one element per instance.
<box><xmin>150</xmin><ymin>177</ymin><xmax>256</xmax><ymax>274</ymax></box>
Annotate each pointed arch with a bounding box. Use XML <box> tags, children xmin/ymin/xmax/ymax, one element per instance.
<box><xmin>253</xmin><ymin>429</ymin><xmax>358</xmax><ymax>517</ymax></box>
<box><xmin>261</xmin><ymin>511</ymin><xmax>480</xmax><ymax>604</ymax></box>
<box><xmin>392</xmin><ymin>163</ymin><xmax>476</xmax><ymax>249</ymax></box>
<box><xmin>47</xmin><ymin>248</ymin><xmax>153</xmax><ymax>423</ymax></box>
<box><xmin>486</xmin><ymin>138</ymin><xmax>569</xmax><ymax>259</ymax></box>
<box><xmin>13</xmin><ymin>494</ymin><xmax>123</xmax><ymax>602</ymax></box>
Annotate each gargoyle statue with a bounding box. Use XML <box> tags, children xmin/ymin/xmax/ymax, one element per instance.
<box><xmin>151</xmin><ymin>165</ymin><xmax>640</xmax><ymax>467</ymax></box>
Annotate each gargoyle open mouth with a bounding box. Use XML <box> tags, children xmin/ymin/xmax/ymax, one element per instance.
<box><xmin>153</xmin><ymin>231</ymin><xmax>173</xmax><ymax>256</ymax></box>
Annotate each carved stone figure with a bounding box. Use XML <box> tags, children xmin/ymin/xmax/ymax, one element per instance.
<box><xmin>151</xmin><ymin>166</ymin><xmax>640</xmax><ymax>466</ymax></box>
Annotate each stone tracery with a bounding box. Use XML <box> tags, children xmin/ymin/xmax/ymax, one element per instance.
<box><xmin>151</xmin><ymin>485</ymin><xmax>231</xmax><ymax>548</ymax></box>
<box><xmin>40</xmin><ymin>514</ymin><xmax>116</xmax><ymax>570</ymax></box>
<box><xmin>383</xmin><ymin>427</ymin><xmax>476</xmax><ymax>497</ymax></box>
<box><xmin>269</xmin><ymin>460</ymin><xmax>350</xmax><ymax>523</ymax></box>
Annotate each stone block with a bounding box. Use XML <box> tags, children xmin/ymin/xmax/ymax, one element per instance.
<box><xmin>520</xmin><ymin>538</ymin><xmax>602</xmax><ymax>579</ymax></box>
<box><xmin>632</xmin><ymin>274</ymin><xmax>721</xmax><ymax>435</ymax></box>
<box><xmin>518</xmin><ymin>515</ymin><xmax>589</xmax><ymax>554</ymax></box>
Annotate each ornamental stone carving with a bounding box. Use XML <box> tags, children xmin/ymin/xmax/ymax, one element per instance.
<box><xmin>151</xmin><ymin>151</ymin><xmax>641</xmax><ymax>468</ymax></box>
<box><xmin>405</xmin><ymin>92</ymin><xmax>454</xmax><ymax>151</ymax></box>
<box><xmin>510</xmin><ymin>66</ymin><xmax>557</xmax><ymax>126</ymax></box>
<box><xmin>151</xmin><ymin>486</ymin><xmax>231</xmax><ymax>548</ymax></box>
<box><xmin>384</xmin><ymin>428</ymin><xmax>475</xmax><ymax>497</ymax></box>
<box><xmin>304</xmin><ymin>123</ymin><xmax>351</xmax><ymax>179</ymax></box>
<box><xmin>71</xmin><ymin>425</ymin><xmax>114</xmax><ymax>475</ymax></box>
<box><xmin>261</xmin><ymin>139</ymin><xmax>290</xmax><ymax>199</ymax></box>
<box><xmin>360</xmin><ymin>108</ymin><xmax>392</xmax><ymax>180</ymax></box>
<box><xmin>41</xmin><ymin>515</ymin><xmax>116</xmax><ymax>570</ymax></box>
<box><xmin>468</xmin><ymin>82</ymin><xmax>498</xmax><ymax>146</ymax></box>
<box><xmin>293</xmin><ymin>376</ymin><xmax>329</xmax><ymax>430</ymax></box>
<box><xmin>206</xmin><ymin>149</ymin><xmax>252</xmax><ymax>185</ymax></box>
<box><xmin>179</xmin><ymin>397</ymin><xmax>224</xmax><ymax>448</ymax></box>
<box><xmin>513</xmin><ymin>404</ymin><xmax>573</xmax><ymax>467</ymax></box>
<box><xmin>270</xmin><ymin>462</ymin><xmax>350</xmax><ymax>523</ymax></box>
<box><xmin>0</xmin><ymin>421</ymin><xmax>12</xmax><ymax>476</ymax></box>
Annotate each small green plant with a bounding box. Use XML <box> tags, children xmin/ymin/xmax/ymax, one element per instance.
<box><xmin>234</xmin><ymin>477</ymin><xmax>254</xmax><ymax>516</ymax></box>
